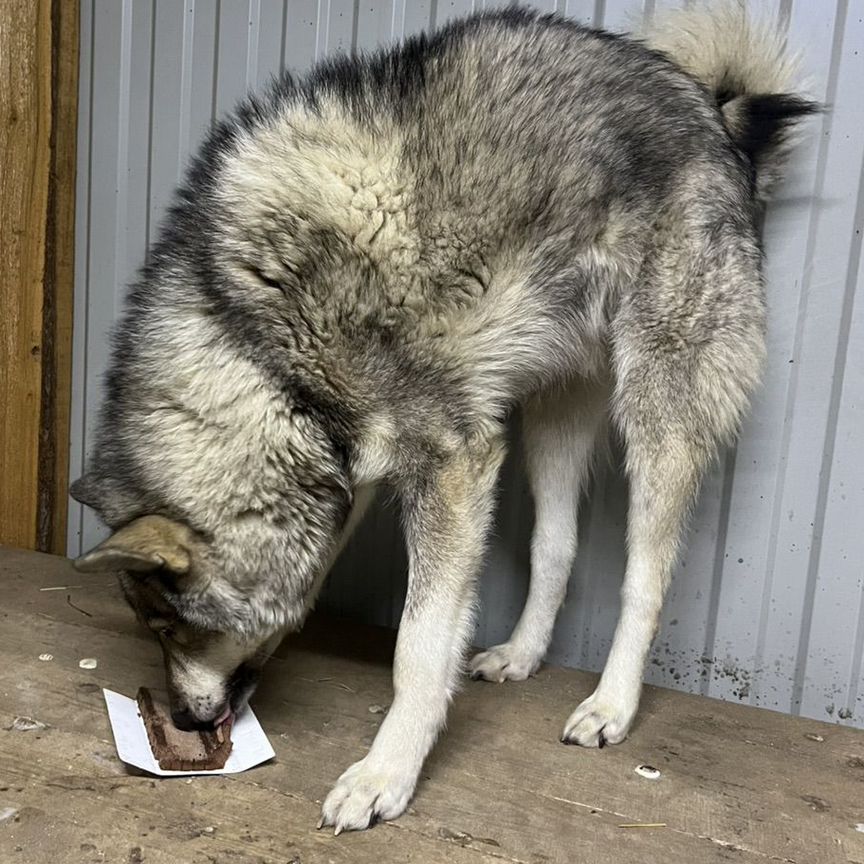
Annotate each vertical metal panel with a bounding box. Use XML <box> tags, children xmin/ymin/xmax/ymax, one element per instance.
<box><xmin>76</xmin><ymin>0</ymin><xmax>136</xmax><ymax>553</ymax></box>
<box><xmin>436</xmin><ymin>0</ymin><xmax>475</xmax><ymax>27</ymax></box>
<box><xmin>257</xmin><ymin>2</ymin><xmax>288</xmax><ymax>84</ymax></box>
<box><xmin>793</xmin><ymin>5</ymin><xmax>864</xmax><ymax>722</ymax></box>
<box><xmin>680</xmin><ymin>0</ymin><xmax>841</xmax><ymax>710</ymax></box>
<box><xmin>213</xmin><ymin>1</ymin><xmax>256</xmax><ymax>114</ymax></box>
<box><xmin>187</xmin><ymin>1</ymin><xmax>218</xmax><ymax>144</ymax></box>
<box><xmin>401</xmin><ymin>0</ymin><xmax>433</xmax><ymax>36</ymax></box>
<box><xmin>355</xmin><ymin>0</ymin><xmax>398</xmax><ymax>48</ymax></box>
<box><xmin>70</xmin><ymin>0</ymin><xmax>864</xmax><ymax>727</ymax></box>
<box><xmin>282</xmin><ymin>0</ymin><xmax>318</xmax><ymax>72</ymax></box>
<box><xmin>562</xmin><ymin>1</ymin><xmax>595</xmax><ymax>26</ymax></box>
<box><xmin>322</xmin><ymin>0</ymin><xmax>355</xmax><ymax>53</ymax></box>
<box><xmin>67</xmin><ymin>0</ymin><xmax>94</xmax><ymax>554</ymax></box>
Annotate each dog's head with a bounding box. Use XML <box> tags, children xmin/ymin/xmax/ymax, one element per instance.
<box><xmin>70</xmin><ymin>450</ymin><xmax>351</xmax><ymax>730</ymax></box>
<box><xmin>72</xmin><ymin>514</ymin><xmax>276</xmax><ymax>728</ymax></box>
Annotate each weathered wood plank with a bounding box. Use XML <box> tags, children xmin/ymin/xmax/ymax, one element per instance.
<box><xmin>0</xmin><ymin>741</ymin><xmax>511</xmax><ymax>864</ymax></box>
<box><xmin>0</xmin><ymin>613</ymin><xmax>741</xmax><ymax>864</ymax></box>
<box><xmin>0</xmin><ymin>1</ymin><xmax>51</xmax><ymax>548</ymax></box>
<box><xmin>1</xmin><ymin>549</ymin><xmax>862</xmax><ymax>864</ymax></box>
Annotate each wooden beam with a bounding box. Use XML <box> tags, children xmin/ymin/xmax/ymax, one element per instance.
<box><xmin>0</xmin><ymin>0</ymin><xmax>78</xmax><ymax>552</ymax></box>
<box><xmin>40</xmin><ymin>0</ymin><xmax>79</xmax><ymax>553</ymax></box>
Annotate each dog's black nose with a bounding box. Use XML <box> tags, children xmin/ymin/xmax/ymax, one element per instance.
<box><xmin>171</xmin><ymin>708</ymin><xmax>206</xmax><ymax>731</ymax></box>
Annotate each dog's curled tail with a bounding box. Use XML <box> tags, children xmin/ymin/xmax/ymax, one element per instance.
<box><xmin>644</xmin><ymin>1</ymin><xmax>818</xmax><ymax>200</ymax></box>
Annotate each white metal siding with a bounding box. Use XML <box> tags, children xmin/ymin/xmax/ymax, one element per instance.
<box><xmin>69</xmin><ymin>0</ymin><xmax>864</xmax><ymax>727</ymax></box>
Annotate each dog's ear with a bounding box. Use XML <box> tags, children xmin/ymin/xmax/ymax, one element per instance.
<box><xmin>73</xmin><ymin>515</ymin><xmax>195</xmax><ymax>574</ymax></box>
<box><xmin>69</xmin><ymin>474</ymin><xmax>101</xmax><ymax>509</ymax></box>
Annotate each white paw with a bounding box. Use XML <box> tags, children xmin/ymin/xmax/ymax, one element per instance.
<box><xmin>469</xmin><ymin>642</ymin><xmax>542</xmax><ymax>682</ymax></box>
<box><xmin>319</xmin><ymin>755</ymin><xmax>416</xmax><ymax>834</ymax></box>
<box><xmin>561</xmin><ymin>689</ymin><xmax>637</xmax><ymax>748</ymax></box>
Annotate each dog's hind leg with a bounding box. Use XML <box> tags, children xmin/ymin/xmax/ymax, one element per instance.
<box><xmin>562</xmin><ymin>242</ymin><xmax>765</xmax><ymax>747</ymax></box>
<box><xmin>319</xmin><ymin>433</ymin><xmax>506</xmax><ymax>833</ymax></box>
<box><xmin>470</xmin><ymin>378</ymin><xmax>607</xmax><ymax>682</ymax></box>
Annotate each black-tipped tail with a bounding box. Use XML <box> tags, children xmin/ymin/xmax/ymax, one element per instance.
<box><xmin>645</xmin><ymin>2</ymin><xmax>819</xmax><ymax>199</ymax></box>
<box><xmin>720</xmin><ymin>92</ymin><xmax>819</xmax><ymax>192</ymax></box>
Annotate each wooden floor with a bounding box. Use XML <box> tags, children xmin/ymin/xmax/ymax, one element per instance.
<box><xmin>0</xmin><ymin>549</ymin><xmax>862</xmax><ymax>864</ymax></box>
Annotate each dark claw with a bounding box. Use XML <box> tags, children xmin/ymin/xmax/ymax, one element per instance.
<box><xmin>598</xmin><ymin>730</ymin><xmax>607</xmax><ymax>749</ymax></box>
<box><xmin>560</xmin><ymin>735</ymin><xmax>575</xmax><ymax>745</ymax></box>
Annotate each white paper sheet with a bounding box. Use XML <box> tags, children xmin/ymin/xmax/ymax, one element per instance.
<box><xmin>103</xmin><ymin>689</ymin><xmax>275</xmax><ymax>776</ymax></box>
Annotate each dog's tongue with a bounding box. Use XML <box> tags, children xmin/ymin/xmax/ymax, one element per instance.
<box><xmin>215</xmin><ymin>706</ymin><xmax>233</xmax><ymax>727</ymax></box>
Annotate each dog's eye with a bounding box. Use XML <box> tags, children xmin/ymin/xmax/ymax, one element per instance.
<box><xmin>158</xmin><ymin>626</ymin><xmax>175</xmax><ymax>640</ymax></box>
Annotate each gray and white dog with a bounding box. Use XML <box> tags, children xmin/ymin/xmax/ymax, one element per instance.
<box><xmin>72</xmin><ymin>2</ymin><xmax>815</xmax><ymax>833</ymax></box>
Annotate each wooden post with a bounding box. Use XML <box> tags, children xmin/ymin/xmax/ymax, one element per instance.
<box><xmin>0</xmin><ymin>0</ymin><xmax>79</xmax><ymax>552</ymax></box>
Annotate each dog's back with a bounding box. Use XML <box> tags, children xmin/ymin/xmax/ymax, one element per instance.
<box><xmin>166</xmin><ymin>6</ymin><xmax>812</xmax><ymax>425</ymax></box>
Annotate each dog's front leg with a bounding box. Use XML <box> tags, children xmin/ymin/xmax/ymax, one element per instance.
<box><xmin>319</xmin><ymin>436</ymin><xmax>505</xmax><ymax>834</ymax></box>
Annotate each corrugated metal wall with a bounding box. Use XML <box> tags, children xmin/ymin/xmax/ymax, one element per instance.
<box><xmin>69</xmin><ymin>0</ymin><xmax>864</xmax><ymax>727</ymax></box>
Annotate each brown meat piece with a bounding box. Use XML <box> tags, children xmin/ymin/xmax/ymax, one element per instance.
<box><xmin>136</xmin><ymin>687</ymin><xmax>233</xmax><ymax>771</ymax></box>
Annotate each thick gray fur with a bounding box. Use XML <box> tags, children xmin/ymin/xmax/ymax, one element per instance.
<box><xmin>71</xmin><ymin>3</ymin><xmax>816</xmax><ymax>833</ymax></box>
